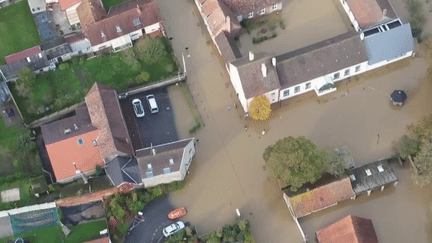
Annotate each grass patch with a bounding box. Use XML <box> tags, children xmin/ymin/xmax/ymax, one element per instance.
<box><xmin>0</xmin><ymin>1</ymin><xmax>41</xmax><ymax>65</ymax></box>
<box><xmin>102</xmin><ymin>0</ymin><xmax>128</xmax><ymax>10</ymax></box>
<box><xmin>180</xmin><ymin>83</ymin><xmax>201</xmax><ymax>134</ymax></box>
<box><xmin>0</xmin><ymin>114</ymin><xmax>24</xmax><ymax>149</ymax></box>
<box><xmin>65</xmin><ymin>220</ymin><xmax>108</xmax><ymax>243</ymax></box>
<box><xmin>11</xmin><ymin>37</ymin><xmax>178</xmax><ymax>124</ymax></box>
<box><xmin>0</xmin><ymin>176</ymin><xmax>37</xmax><ymax>211</ymax></box>
<box><xmin>0</xmin><ymin>224</ymin><xmax>64</xmax><ymax>243</ymax></box>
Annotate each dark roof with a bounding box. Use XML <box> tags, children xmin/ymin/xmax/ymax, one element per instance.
<box><xmin>78</xmin><ymin>0</ymin><xmax>162</xmax><ymax>46</ymax></box>
<box><xmin>348</xmin><ymin>159</ymin><xmax>397</xmax><ymax>194</ymax></box>
<box><xmin>220</xmin><ymin>0</ymin><xmax>281</xmax><ymax>16</ymax></box>
<box><xmin>316</xmin><ymin>215</ymin><xmax>379</xmax><ymax>243</ymax></box>
<box><xmin>41</xmin><ymin>38</ymin><xmax>72</xmax><ymax>61</ymax></box>
<box><xmin>41</xmin><ymin>105</ymin><xmax>97</xmax><ymax>145</ymax></box>
<box><xmin>0</xmin><ymin>53</ymin><xmax>50</xmax><ymax>81</ymax></box>
<box><xmin>230</xmin><ymin>52</ymin><xmax>280</xmax><ymax>99</ymax></box>
<box><xmin>276</xmin><ymin>32</ymin><xmax>368</xmax><ymax>89</ymax></box>
<box><xmin>136</xmin><ymin>138</ymin><xmax>193</xmax><ymax>178</ymax></box>
<box><xmin>214</xmin><ymin>32</ymin><xmax>242</xmax><ymax>65</ymax></box>
<box><xmin>288</xmin><ymin>177</ymin><xmax>355</xmax><ymax>218</ymax></box>
<box><xmin>4</xmin><ymin>46</ymin><xmax>41</xmax><ymax>64</ymax></box>
<box><xmin>105</xmin><ymin>156</ymin><xmax>141</xmax><ymax>186</ymax></box>
<box><xmin>85</xmin><ymin>83</ymin><xmax>134</xmax><ymax>160</ymax></box>
<box><xmin>30</xmin><ymin>176</ymin><xmax>49</xmax><ymax>194</ymax></box>
<box><xmin>0</xmin><ymin>81</ymin><xmax>10</xmax><ymax>105</ymax></box>
<box><xmin>364</xmin><ymin>23</ymin><xmax>413</xmax><ymax>65</ymax></box>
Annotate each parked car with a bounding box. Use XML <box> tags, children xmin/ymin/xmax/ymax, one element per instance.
<box><xmin>162</xmin><ymin>221</ymin><xmax>185</xmax><ymax>237</ymax></box>
<box><xmin>168</xmin><ymin>206</ymin><xmax>187</xmax><ymax>221</ymax></box>
<box><xmin>132</xmin><ymin>99</ymin><xmax>145</xmax><ymax>118</ymax></box>
<box><xmin>146</xmin><ymin>94</ymin><xmax>159</xmax><ymax>113</ymax></box>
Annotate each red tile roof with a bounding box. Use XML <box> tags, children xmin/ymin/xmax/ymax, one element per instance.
<box><xmin>83</xmin><ymin>236</ymin><xmax>111</xmax><ymax>243</ymax></box>
<box><xmin>78</xmin><ymin>0</ymin><xmax>162</xmax><ymax>46</ymax></box>
<box><xmin>316</xmin><ymin>215</ymin><xmax>379</xmax><ymax>243</ymax></box>
<box><xmin>199</xmin><ymin>0</ymin><xmax>240</xmax><ymax>37</ymax></box>
<box><xmin>5</xmin><ymin>46</ymin><xmax>41</xmax><ymax>64</ymax></box>
<box><xmin>85</xmin><ymin>83</ymin><xmax>134</xmax><ymax>161</ymax></box>
<box><xmin>59</xmin><ymin>0</ymin><xmax>81</xmax><ymax>11</ymax></box>
<box><xmin>221</xmin><ymin>0</ymin><xmax>281</xmax><ymax>16</ymax></box>
<box><xmin>289</xmin><ymin>178</ymin><xmax>355</xmax><ymax>218</ymax></box>
<box><xmin>346</xmin><ymin>0</ymin><xmax>384</xmax><ymax>29</ymax></box>
<box><xmin>45</xmin><ymin>129</ymin><xmax>104</xmax><ymax>181</ymax></box>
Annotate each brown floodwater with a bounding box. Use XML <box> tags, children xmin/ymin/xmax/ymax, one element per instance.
<box><xmin>156</xmin><ymin>0</ymin><xmax>432</xmax><ymax>242</ymax></box>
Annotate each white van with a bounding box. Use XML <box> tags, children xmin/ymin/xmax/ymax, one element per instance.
<box><xmin>146</xmin><ymin>94</ymin><xmax>159</xmax><ymax>113</ymax></box>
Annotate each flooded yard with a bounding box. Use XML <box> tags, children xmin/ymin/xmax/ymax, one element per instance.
<box><xmin>237</xmin><ymin>0</ymin><xmax>352</xmax><ymax>55</ymax></box>
<box><xmin>156</xmin><ymin>0</ymin><xmax>432</xmax><ymax>242</ymax></box>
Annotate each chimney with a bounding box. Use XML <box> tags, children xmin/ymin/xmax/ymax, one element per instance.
<box><xmin>261</xmin><ymin>63</ymin><xmax>267</xmax><ymax>77</ymax></box>
<box><xmin>137</xmin><ymin>4</ymin><xmax>141</xmax><ymax>13</ymax></box>
<box><xmin>383</xmin><ymin>8</ymin><xmax>387</xmax><ymax>16</ymax></box>
<box><xmin>249</xmin><ymin>51</ymin><xmax>254</xmax><ymax>61</ymax></box>
<box><xmin>152</xmin><ymin>149</ymin><xmax>156</xmax><ymax>155</ymax></box>
<box><xmin>272</xmin><ymin>57</ymin><xmax>276</xmax><ymax>67</ymax></box>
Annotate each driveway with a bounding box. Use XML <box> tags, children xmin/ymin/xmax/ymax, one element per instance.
<box><xmin>120</xmin><ymin>87</ymin><xmax>179</xmax><ymax>150</ymax></box>
<box><xmin>124</xmin><ymin>196</ymin><xmax>176</xmax><ymax>243</ymax></box>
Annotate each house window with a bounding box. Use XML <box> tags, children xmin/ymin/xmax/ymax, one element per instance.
<box><xmin>283</xmin><ymin>89</ymin><xmax>290</xmax><ymax>97</ymax></box>
<box><xmin>248</xmin><ymin>12</ymin><xmax>254</xmax><ymax>18</ymax></box>
<box><xmin>260</xmin><ymin>8</ymin><xmax>265</xmax><ymax>15</ymax></box>
<box><xmin>294</xmin><ymin>86</ymin><xmax>300</xmax><ymax>93</ymax></box>
<box><xmin>116</xmin><ymin>26</ymin><xmax>122</xmax><ymax>33</ymax></box>
<box><xmin>333</xmin><ymin>72</ymin><xmax>340</xmax><ymax>80</ymax></box>
<box><xmin>355</xmin><ymin>65</ymin><xmax>361</xmax><ymax>72</ymax></box>
<box><xmin>133</xmin><ymin>18</ymin><xmax>141</xmax><ymax>26</ymax></box>
<box><xmin>344</xmin><ymin>69</ymin><xmax>350</xmax><ymax>76</ymax></box>
<box><xmin>305</xmin><ymin>82</ymin><xmax>311</xmax><ymax>89</ymax></box>
<box><xmin>77</xmin><ymin>138</ymin><xmax>84</xmax><ymax>145</ymax></box>
<box><xmin>272</xmin><ymin>4</ymin><xmax>278</xmax><ymax>10</ymax></box>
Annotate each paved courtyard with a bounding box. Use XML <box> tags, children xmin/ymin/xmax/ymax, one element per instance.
<box><xmin>156</xmin><ymin>0</ymin><xmax>432</xmax><ymax>242</ymax></box>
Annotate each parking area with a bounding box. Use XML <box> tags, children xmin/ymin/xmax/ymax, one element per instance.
<box><xmin>120</xmin><ymin>87</ymin><xmax>179</xmax><ymax>150</ymax></box>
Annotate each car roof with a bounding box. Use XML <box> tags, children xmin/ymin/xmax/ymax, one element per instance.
<box><xmin>132</xmin><ymin>98</ymin><xmax>141</xmax><ymax>103</ymax></box>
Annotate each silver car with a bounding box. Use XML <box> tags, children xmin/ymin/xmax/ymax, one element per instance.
<box><xmin>162</xmin><ymin>221</ymin><xmax>185</xmax><ymax>237</ymax></box>
<box><xmin>132</xmin><ymin>99</ymin><xmax>145</xmax><ymax>118</ymax></box>
<box><xmin>146</xmin><ymin>94</ymin><xmax>159</xmax><ymax>113</ymax></box>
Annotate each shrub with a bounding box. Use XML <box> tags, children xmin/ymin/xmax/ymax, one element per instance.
<box><xmin>252</xmin><ymin>36</ymin><xmax>268</xmax><ymax>43</ymax></box>
<box><xmin>279</xmin><ymin>21</ymin><xmax>286</xmax><ymax>29</ymax></box>
<box><xmin>166</xmin><ymin>181</ymin><xmax>185</xmax><ymax>192</ymax></box>
<box><xmin>117</xmin><ymin>223</ymin><xmax>129</xmax><ymax>235</ymax></box>
<box><xmin>95</xmin><ymin>164</ymin><xmax>105</xmax><ymax>176</ymax></box>
<box><xmin>134</xmin><ymin>37</ymin><xmax>168</xmax><ymax>64</ymax></box>
<box><xmin>59</xmin><ymin>63</ymin><xmax>69</xmax><ymax>70</ymax></box>
<box><xmin>189</xmin><ymin>122</ymin><xmax>201</xmax><ymax>134</ymax></box>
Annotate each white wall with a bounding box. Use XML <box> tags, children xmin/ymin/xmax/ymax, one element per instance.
<box><xmin>143</xmin><ymin>171</ymin><xmax>183</xmax><ymax>188</ymax></box>
<box><xmin>144</xmin><ymin>22</ymin><xmax>162</xmax><ymax>35</ymax></box>
<box><xmin>366</xmin><ymin>51</ymin><xmax>413</xmax><ymax>71</ymax></box>
<box><xmin>229</xmin><ymin>63</ymin><xmax>249</xmax><ymax>112</ymax></box>
<box><xmin>179</xmin><ymin>139</ymin><xmax>195</xmax><ymax>178</ymax></box>
<box><xmin>339</xmin><ymin>0</ymin><xmax>360</xmax><ymax>32</ymax></box>
<box><xmin>129</xmin><ymin>29</ymin><xmax>143</xmax><ymax>41</ymax></box>
<box><xmin>280</xmin><ymin>78</ymin><xmax>317</xmax><ymax>101</ymax></box>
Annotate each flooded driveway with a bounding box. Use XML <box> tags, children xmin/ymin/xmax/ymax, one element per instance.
<box><xmin>155</xmin><ymin>0</ymin><xmax>432</xmax><ymax>242</ymax></box>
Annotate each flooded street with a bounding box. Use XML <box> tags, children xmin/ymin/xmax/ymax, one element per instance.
<box><xmin>156</xmin><ymin>0</ymin><xmax>432</xmax><ymax>242</ymax></box>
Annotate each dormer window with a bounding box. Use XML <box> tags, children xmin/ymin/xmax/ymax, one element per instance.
<box><xmin>365</xmin><ymin>169</ymin><xmax>372</xmax><ymax>176</ymax></box>
<box><xmin>260</xmin><ymin>8</ymin><xmax>265</xmax><ymax>15</ymax></box>
<box><xmin>133</xmin><ymin>18</ymin><xmax>141</xmax><ymax>26</ymax></box>
<box><xmin>248</xmin><ymin>12</ymin><xmax>254</xmax><ymax>18</ymax></box>
<box><xmin>116</xmin><ymin>26</ymin><xmax>122</xmax><ymax>33</ymax></box>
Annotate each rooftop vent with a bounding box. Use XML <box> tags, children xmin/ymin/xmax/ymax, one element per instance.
<box><xmin>152</xmin><ymin>149</ymin><xmax>156</xmax><ymax>155</ymax></box>
<box><xmin>74</xmin><ymin>124</ymin><xmax>78</xmax><ymax>130</ymax></box>
<box><xmin>116</xmin><ymin>26</ymin><xmax>122</xmax><ymax>33</ymax></box>
<box><xmin>261</xmin><ymin>63</ymin><xmax>267</xmax><ymax>77</ymax></box>
<box><xmin>64</xmin><ymin>128</ymin><xmax>72</xmax><ymax>134</ymax></box>
<box><xmin>377</xmin><ymin>165</ymin><xmax>384</xmax><ymax>172</ymax></box>
<box><xmin>365</xmin><ymin>169</ymin><xmax>372</xmax><ymax>176</ymax></box>
<box><xmin>169</xmin><ymin>158</ymin><xmax>174</xmax><ymax>165</ymax></box>
<box><xmin>249</xmin><ymin>51</ymin><xmax>254</xmax><ymax>61</ymax></box>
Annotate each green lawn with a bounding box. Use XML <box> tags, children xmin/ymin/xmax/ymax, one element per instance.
<box><xmin>65</xmin><ymin>220</ymin><xmax>108</xmax><ymax>243</ymax></box>
<box><xmin>102</xmin><ymin>0</ymin><xmax>129</xmax><ymax>10</ymax></box>
<box><xmin>0</xmin><ymin>177</ymin><xmax>36</xmax><ymax>211</ymax></box>
<box><xmin>11</xmin><ymin>37</ymin><xmax>179</xmax><ymax>124</ymax></box>
<box><xmin>0</xmin><ymin>115</ymin><xmax>23</xmax><ymax>148</ymax></box>
<box><xmin>0</xmin><ymin>1</ymin><xmax>41</xmax><ymax>65</ymax></box>
<box><xmin>0</xmin><ymin>224</ymin><xmax>64</xmax><ymax>243</ymax></box>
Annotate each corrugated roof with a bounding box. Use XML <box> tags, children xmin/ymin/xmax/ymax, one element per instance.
<box><xmin>289</xmin><ymin>177</ymin><xmax>355</xmax><ymax>218</ymax></box>
<box><xmin>276</xmin><ymin>32</ymin><xmax>368</xmax><ymax>89</ymax></box>
<box><xmin>349</xmin><ymin>159</ymin><xmax>397</xmax><ymax>194</ymax></box>
<box><xmin>364</xmin><ymin>23</ymin><xmax>414</xmax><ymax>65</ymax></box>
<box><xmin>316</xmin><ymin>215</ymin><xmax>379</xmax><ymax>243</ymax></box>
<box><xmin>230</xmin><ymin>52</ymin><xmax>280</xmax><ymax>99</ymax></box>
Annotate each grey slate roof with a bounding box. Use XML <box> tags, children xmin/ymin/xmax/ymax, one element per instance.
<box><xmin>105</xmin><ymin>156</ymin><xmax>141</xmax><ymax>186</ymax></box>
<box><xmin>348</xmin><ymin>159</ymin><xmax>398</xmax><ymax>195</ymax></box>
<box><xmin>0</xmin><ymin>53</ymin><xmax>50</xmax><ymax>81</ymax></box>
<box><xmin>230</xmin><ymin>52</ymin><xmax>280</xmax><ymax>99</ymax></box>
<box><xmin>41</xmin><ymin>38</ymin><xmax>72</xmax><ymax>61</ymax></box>
<box><xmin>364</xmin><ymin>23</ymin><xmax>414</xmax><ymax>65</ymax></box>
<box><xmin>276</xmin><ymin>32</ymin><xmax>368</xmax><ymax>89</ymax></box>
<box><xmin>136</xmin><ymin>138</ymin><xmax>194</xmax><ymax>178</ymax></box>
<box><xmin>214</xmin><ymin>32</ymin><xmax>242</xmax><ymax>65</ymax></box>
<box><xmin>220</xmin><ymin>0</ymin><xmax>281</xmax><ymax>16</ymax></box>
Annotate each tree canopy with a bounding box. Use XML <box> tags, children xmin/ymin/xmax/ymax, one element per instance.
<box><xmin>263</xmin><ymin>136</ymin><xmax>324</xmax><ymax>191</ymax></box>
<box><xmin>248</xmin><ymin>95</ymin><xmax>271</xmax><ymax>121</ymax></box>
<box><xmin>322</xmin><ymin>146</ymin><xmax>352</xmax><ymax>178</ymax></box>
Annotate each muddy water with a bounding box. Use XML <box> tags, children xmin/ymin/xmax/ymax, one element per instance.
<box><xmin>156</xmin><ymin>0</ymin><xmax>432</xmax><ymax>242</ymax></box>
<box><xmin>237</xmin><ymin>0</ymin><xmax>352</xmax><ymax>55</ymax></box>
<box><xmin>167</xmin><ymin>84</ymin><xmax>196</xmax><ymax>140</ymax></box>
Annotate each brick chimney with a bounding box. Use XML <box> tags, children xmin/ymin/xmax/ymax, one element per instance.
<box><xmin>137</xmin><ymin>4</ymin><xmax>141</xmax><ymax>13</ymax></box>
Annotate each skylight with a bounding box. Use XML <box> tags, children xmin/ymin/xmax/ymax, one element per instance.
<box><xmin>377</xmin><ymin>165</ymin><xmax>384</xmax><ymax>172</ymax></box>
<box><xmin>365</xmin><ymin>169</ymin><xmax>372</xmax><ymax>176</ymax></box>
<box><xmin>78</xmin><ymin>138</ymin><xmax>84</xmax><ymax>145</ymax></box>
<box><xmin>116</xmin><ymin>26</ymin><xmax>122</xmax><ymax>33</ymax></box>
<box><xmin>133</xmin><ymin>18</ymin><xmax>141</xmax><ymax>26</ymax></box>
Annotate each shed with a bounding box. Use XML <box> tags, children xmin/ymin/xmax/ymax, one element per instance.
<box><xmin>30</xmin><ymin>176</ymin><xmax>49</xmax><ymax>197</ymax></box>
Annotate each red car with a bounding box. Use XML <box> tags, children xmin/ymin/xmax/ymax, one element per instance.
<box><xmin>168</xmin><ymin>206</ymin><xmax>187</xmax><ymax>220</ymax></box>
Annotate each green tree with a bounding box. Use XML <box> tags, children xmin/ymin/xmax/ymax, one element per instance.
<box><xmin>248</xmin><ymin>95</ymin><xmax>272</xmax><ymax>121</ymax></box>
<box><xmin>263</xmin><ymin>136</ymin><xmax>324</xmax><ymax>191</ymax></box>
<box><xmin>14</xmin><ymin>81</ymin><xmax>32</xmax><ymax>98</ymax></box>
<box><xmin>413</xmin><ymin>141</ymin><xmax>432</xmax><ymax>186</ymax></box>
<box><xmin>134</xmin><ymin>37</ymin><xmax>168</xmax><ymax>64</ymax></box>
<box><xmin>137</xmin><ymin>71</ymin><xmax>150</xmax><ymax>82</ymax></box>
<box><xmin>322</xmin><ymin>146</ymin><xmax>352</xmax><ymax>178</ymax></box>
<box><xmin>407</xmin><ymin>114</ymin><xmax>432</xmax><ymax>142</ymax></box>
<box><xmin>17</xmin><ymin>67</ymin><xmax>36</xmax><ymax>87</ymax></box>
<box><xmin>394</xmin><ymin>135</ymin><xmax>421</xmax><ymax>159</ymax></box>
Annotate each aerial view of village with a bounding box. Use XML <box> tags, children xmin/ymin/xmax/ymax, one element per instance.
<box><xmin>1</xmin><ymin>0</ymin><xmax>432</xmax><ymax>242</ymax></box>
